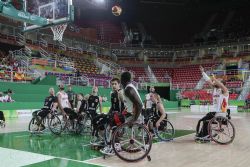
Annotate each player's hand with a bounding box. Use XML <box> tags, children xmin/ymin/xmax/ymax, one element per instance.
<box><xmin>62</xmin><ymin>112</ymin><xmax>68</xmax><ymax>118</ymax></box>
<box><xmin>118</xmin><ymin>90</ymin><xmax>124</xmax><ymax>101</ymax></box>
<box><xmin>199</xmin><ymin>66</ymin><xmax>204</xmax><ymax>73</ymax></box>
<box><xmin>211</xmin><ymin>74</ymin><xmax>216</xmax><ymax>81</ymax></box>
<box><xmin>156</xmin><ymin>121</ymin><xmax>161</xmax><ymax>128</ymax></box>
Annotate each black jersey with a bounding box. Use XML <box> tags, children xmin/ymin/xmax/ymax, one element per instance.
<box><xmin>66</xmin><ymin>90</ymin><xmax>75</xmax><ymax>101</ymax></box>
<box><xmin>87</xmin><ymin>95</ymin><xmax>100</xmax><ymax>111</ymax></box>
<box><xmin>43</xmin><ymin>95</ymin><xmax>58</xmax><ymax>109</ymax></box>
<box><xmin>79</xmin><ymin>99</ymin><xmax>87</xmax><ymax>112</ymax></box>
<box><xmin>151</xmin><ymin>103</ymin><xmax>161</xmax><ymax>117</ymax></box>
<box><xmin>111</xmin><ymin>91</ymin><xmax>125</xmax><ymax>112</ymax></box>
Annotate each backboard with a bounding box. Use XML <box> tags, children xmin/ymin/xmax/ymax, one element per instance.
<box><xmin>23</xmin><ymin>0</ymin><xmax>74</xmax><ymax>32</ymax></box>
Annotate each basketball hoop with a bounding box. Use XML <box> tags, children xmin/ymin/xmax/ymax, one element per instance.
<box><xmin>50</xmin><ymin>23</ymin><xmax>67</xmax><ymax>41</ymax></box>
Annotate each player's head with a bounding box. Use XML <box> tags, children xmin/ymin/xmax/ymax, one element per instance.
<box><xmin>92</xmin><ymin>86</ymin><xmax>98</xmax><ymax>94</ymax></box>
<box><xmin>121</xmin><ymin>71</ymin><xmax>131</xmax><ymax>88</ymax></box>
<box><xmin>150</xmin><ymin>93</ymin><xmax>160</xmax><ymax>104</ymax></box>
<box><xmin>77</xmin><ymin>93</ymin><xmax>84</xmax><ymax>101</ymax></box>
<box><xmin>7</xmin><ymin>89</ymin><xmax>13</xmax><ymax>95</ymax></box>
<box><xmin>212</xmin><ymin>77</ymin><xmax>227</xmax><ymax>93</ymax></box>
<box><xmin>49</xmin><ymin>88</ymin><xmax>55</xmax><ymax>96</ymax></box>
<box><xmin>58</xmin><ymin>84</ymin><xmax>65</xmax><ymax>91</ymax></box>
<box><xmin>111</xmin><ymin>78</ymin><xmax>120</xmax><ymax>91</ymax></box>
<box><xmin>149</xmin><ymin>86</ymin><xmax>155</xmax><ymax>93</ymax></box>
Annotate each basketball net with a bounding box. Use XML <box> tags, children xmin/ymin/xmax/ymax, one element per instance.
<box><xmin>50</xmin><ymin>23</ymin><xmax>67</xmax><ymax>41</ymax></box>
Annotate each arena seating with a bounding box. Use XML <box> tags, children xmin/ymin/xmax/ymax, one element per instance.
<box><xmin>226</xmin><ymin>81</ymin><xmax>243</xmax><ymax>88</ymax></box>
<box><xmin>90</xmin><ymin>21</ymin><xmax>124</xmax><ymax>43</ymax></box>
<box><xmin>229</xmin><ymin>93</ymin><xmax>239</xmax><ymax>100</ymax></box>
<box><xmin>73</xmin><ymin>57</ymin><xmax>99</xmax><ymax>74</ymax></box>
<box><xmin>181</xmin><ymin>90</ymin><xmax>212</xmax><ymax>101</ymax></box>
<box><xmin>171</xmin><ymin>64</ymin><xmax>215</xmax><ymax>89</ymax></box>
<box><xmin>181</xmin><ymin>89</ymin><xmax>238</xmax><ymax>101</ymax></box>
<box><xmin>124</xmin><ymin>67</ymin><xmax>147</xmax><ymax>82</ymax></box>
<box><xmin>151</xmin><ymin>68</ymin><xmax>172</xmax><ymax>82</ymax></box>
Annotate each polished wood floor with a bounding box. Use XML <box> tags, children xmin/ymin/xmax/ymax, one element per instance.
<box><xmin>0</xmin><ymin>111</ymin><xmax>249</xmax><ymax>167</ymax></box>
<box><xmin>87</xmin><ymin>111</ymin><xmax>249</xmax><ymax>167</ymax></box>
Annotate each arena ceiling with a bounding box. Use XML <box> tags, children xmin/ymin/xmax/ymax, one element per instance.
<box><xmin>73</xmin><ymin>0</ymin><xmax>250</xmax><ymax>44</ymax></box>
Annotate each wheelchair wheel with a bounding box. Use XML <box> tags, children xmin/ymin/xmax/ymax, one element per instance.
<box><xmin>155</xmin><ymin>119</ymin><xmax>175</xmax><ymax>141</ymax></box>
<box><xmin>48</xmin><ymin>115</ymin><xmax>62</xmax><ymax>135</ymax></box>
<box><xmin>104</xmin><ymin>124</ymin><xmax>112</xmax><ymax>145</ymax></box>
<box><xmin>111</xmin><ymin>122</ymin><xmax>152</xmax><ymax>162</ymax></box>
<box><xmin>208</xmin><ymin>116</ymin><xmax>235</xmax><ymax>145</ymax></box>
<box><xmin>82</xmin><ymin>115</ymin><xmax>93</xmax><ymax>135</ymax></box>
<box><xmin>90</xmin><ymin>122</ymin><xmax>106</xmax><ymax>146</ymax></box>
<box><xmin>75</xmin><ymin>115</ymin><xmax>85</xmax><ymax>135</ymax></box>
<box><xmin>28</xmin><ymin>118</ymin><xmax>38</xmax><ymax>132</ymax></box>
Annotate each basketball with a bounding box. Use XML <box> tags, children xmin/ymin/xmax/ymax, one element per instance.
<box><xmin>112</xmin><ymin>5</ymin><xmax>122</xmax><ymax>16</ymax></box>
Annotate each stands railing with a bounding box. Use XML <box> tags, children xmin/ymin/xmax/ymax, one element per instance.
<box><xmin>17</xmin><ymin>33</ymin><xmax>25</xmax><ymax>46</ymax></box>
<box><xmin>57</xmin><ymin>76</ymin><xmax>88</xmax><ymax>86</ymax></box>
<box><xmin>39</xmin><ymin>38</ymin><xmax>48</xmax><ymax>48</ymax></box>
<box><xmin>95</xmin><ymin>58</ymin><xmax>122</xmax><ymax>75</ymax></box>
<box><xmin>145</xmin><ymin>65</ymin><xmax>158</xmax><ymax>83</ymax></box>
<box><xmin>1</xmin><ymin>23</ymin><xmax>250</xmax><ymax>62</ymax></box>
<box><xmin>40</xmin><ymin>47</ymin><xmax>49</xmax><ymax>59</ymax></box>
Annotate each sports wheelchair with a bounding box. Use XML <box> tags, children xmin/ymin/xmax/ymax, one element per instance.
<box><xmin>95</xmin><ymin>111</ymin><xmax>153</xmax><ymax>162</ymax></box>
<box><xmin>61</xmin><ymin>111</ymin><xmax>88</xmax><ymax>135</ymax></box>
<box><xmin>28</xmin><ymin>109</ymin><xmax>62</xmax><ymax>135</ymax></box>
<box><xmin>145</xmin><ymin>114</ymin><xmax>175</xmax><ymax>141</ymax></box>
<box><xmin>197</xmin><ymin>110</ymin><xmax>235</xmax><ymax>145</ymax></box>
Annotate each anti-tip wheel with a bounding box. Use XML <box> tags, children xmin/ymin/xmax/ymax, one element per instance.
<box><xmin>147</xmin><ymin>155</ymin><xmax>151</xmax><ymax>161</ymax></box>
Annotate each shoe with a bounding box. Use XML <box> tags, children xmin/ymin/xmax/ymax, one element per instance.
<box><xmin>114</xmin><ymin>143</ymin><xmax>122</xmax><ymax>152</ymax></box>
<box><xmin>100</xmin><ymin>146</ymin><xmax>115</xmax><ymax>156</ymax></box>
<box><xmin>31</xmin><ymin>124</ymin><xmax>39</xmax><ymax>132</ymax></box>
<box><xmin>0</xmin><ymin>120</ymin><xmax>5</xmax><ymax>128</ymax></box>
<box><xmin>195</xmin><ymin>135</ymin><xmax>210</xmax><ymax>143</ymax></box>
<box><xmin>194</xmin><ymin>134</ymin><xmax>201</xmax><ymax>140</ymax></box>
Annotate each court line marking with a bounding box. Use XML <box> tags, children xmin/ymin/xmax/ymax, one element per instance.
<box><xmin>0</xmin><ymin>146</ymin><xmax>107</xmax><ymax>167</ymax></box>
<box><xmin>0</xmin><ymin>147</ymin><xmax>54</xmax><ymax>167</ymax></box>
<box><xmin>54</xmin><ymin>157</ymin><xmax>109</xmax><ymax>167</ymax></box>
<box><xmin>14</xmin><ymin>135</ymin><xmax>31</xmax><ymax>138</ymax></box>
<box><xmin>81</xmin><ymin>143</ymin><xmax>92</xmax><ymax>147</ymax></box>
<box><xmin>2</xmin><ymin>130</ymin><xmax>195</xmax><ymax>167</ymax></box>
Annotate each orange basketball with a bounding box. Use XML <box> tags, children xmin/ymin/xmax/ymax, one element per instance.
<box><xmin>112</xmin><ymin>5</ymin><xmax>122</xmax><ymax>16</ymax></box>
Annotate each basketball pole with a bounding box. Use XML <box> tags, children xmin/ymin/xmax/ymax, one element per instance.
<box><xmin>23</xmin><ymin>0</ymin><xmax>26</xmax><ymax>29</ymax></box>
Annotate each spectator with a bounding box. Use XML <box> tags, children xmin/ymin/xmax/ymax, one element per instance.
<box><xmin>0</xmin><ymin>92</ymin><xmax>4</xmax><ymax>102</ymax></box>
<box><xmin>3</xmin><ymin>89</ymin><xmax>15</xmax><ymax>102</ymax></box>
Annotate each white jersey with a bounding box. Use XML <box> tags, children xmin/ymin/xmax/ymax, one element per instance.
<box><xmin>123</xmin><ymin>83</ymin><xmax>143</xmax><ymax>113</ymax></box>
<box><xmin>213</xmin><ymin>88</ymin><xmax>229</xmax><ymax>112</ymax></box>
<box><xmin>58</xmin><ymin>91</ymin><xmax>70</xmax><ymax>108</ymax></box>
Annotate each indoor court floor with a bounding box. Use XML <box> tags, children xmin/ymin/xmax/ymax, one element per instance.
<box><xmin>0</xmin><ymin>110</ymin><xmax>249</xmax><ymax>167</ymax></box>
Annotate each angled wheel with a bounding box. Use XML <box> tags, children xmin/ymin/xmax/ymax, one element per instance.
<box><xmin>82</xmin><ymin>115</ymin><xmax>93</xmax><ymax>135</ymax></box>
<box><xmin>48</xmin><ymin>115</ymin><xmax>62</xmax><ymax>135</ymax></box>
<box><xmin>155</xmin><ymin>119</ymin><xmax>175</xmax><ymax>141</ymax></box>
<box><xmin>111</xmin><ymin>122</ymin><xmax>152</xmax><ymax>162</ymax></box>
<box><xmin>104</xmin><ymin>124</ymin><xmax>114</xmax><ymax>145</ymax></box>
<box><xmin>208</xmin><ymin>116</ymin><xmax>235</xmax><ymax>145</ymax></box>
<box><xmin>75</xmin><ymin>115</ymin><xmax>85</xmax><ymax>135</ymax></box>
<box><xmin>28</xmin><ymin>118</ymin><xmax>38</xmax><ymax>132</ymax></box>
